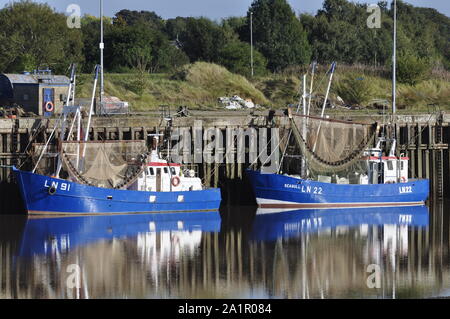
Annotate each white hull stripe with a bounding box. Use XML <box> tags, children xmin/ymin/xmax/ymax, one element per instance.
<box><xmin>256</xmin><ymin>198</ymin><xmax>424</xmax><ymax>210</ymax></box>
<box><xmin>27</xmin><ymin>209</ymin><xmax>216</xmax><ymax>217</ymax></box>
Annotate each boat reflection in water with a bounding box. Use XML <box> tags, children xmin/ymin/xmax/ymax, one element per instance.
<box><xmin>3</xmin><ymin>204</ymin><xmax>448</xmax><ymax>299</ymax></box>
<box><xmin>251</xmin><ymin>206</ymin><xmax>429</xmax><ymax>242</ymax></box>
<box><xmin>248</xmin><ymin>205</ymin><xmax>432</xmax><ymax>298</ymax></box>
<box><xmin>19</xmin><ymin>211</ymin><xmax>221</xmax><ymax>257</ymax></box>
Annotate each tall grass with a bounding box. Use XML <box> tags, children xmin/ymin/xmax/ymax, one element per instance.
<box><xmin>75</xmin><ymin>62</ymin><xmax>450</xmax><ymax>112</ymax></box>
<box><xmin>334</xmin><ymin>74</ymin><xmax>374</xmax><ymax>107</ymax></box>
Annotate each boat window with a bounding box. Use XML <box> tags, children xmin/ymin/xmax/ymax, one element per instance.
<box><xmin>387</xmin><ymin>161</ymin><xmax>394</xmax><ymax>170</ymax></box>
<box><xmin>401</xmin><ymin>161</ymin><xmax>405</xmax><ymax>170</ymax></box>
<box><xmin>164</xmin><ymin>167</ymin><xmax>168</xmax><ymax>174</ymax></box>
<box><xmin>149</xmin><ymin>167</ymin><xmax>154</xmax><ymax>176</ymax></box>
<box><xmin>170</xmin><ymin>167</ymin><xmax>176</xmax><ymax>175</ymax></box>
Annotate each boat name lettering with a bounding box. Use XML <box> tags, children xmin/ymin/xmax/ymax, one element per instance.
<box><xmin>44</xmin><ymin>180</ymin><xmax>71</xmax><ymax>192</ymax></box>
<box><xmin>399</xmin><ymin>186</ymin><xmax>412</xmax><ymax>194</ymax></box>
<box><xmin>284</xmin><ymin>184</ymin><xmax>323</xmax><ymax>195</ymax></box>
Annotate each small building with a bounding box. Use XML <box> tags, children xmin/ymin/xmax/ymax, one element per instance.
<box><xmin>0</xmin><ymin>70</ymin><xmax>70</xmax><ymax>116</ymax></box>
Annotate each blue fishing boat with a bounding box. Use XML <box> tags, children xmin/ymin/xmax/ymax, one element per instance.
<box><xmin>246</xmin><ymin>169</ymin><xmax>429</xmax><ymax>210</ymax></box>
<box><xmin>13</xmin><ymin>166</ymin><xmax>221</xmax><ymax>215</ymax></box>
<box><xmin>13</xmin><ymin>64</ymin><xmax>221</xmax><ymax>215</ymax></box>
<box><xmin>246</xmin><ymin>105</ymin><xmax>430</xmax><ymax>211</ymax></box>
<box><xmin>246</xmin><ymin>1</ymin><xmax>429</xmax><ymax>210</ymax></box>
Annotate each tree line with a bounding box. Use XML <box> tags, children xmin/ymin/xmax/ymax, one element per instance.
<box><xmin>0</xmin><ymin>0</ymin><xmax>449</xmax><ymax>80</ymax></box>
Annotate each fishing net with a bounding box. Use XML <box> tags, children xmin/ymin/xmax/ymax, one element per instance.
<box><xmin>290</xmin><ymin>115</ymin><xmax>377</xmax><ymax>175</ymax></box>
<box><xmin>60</xmin><ymin>140</ymin><xmax>147</xmax><ymax>189</ymax></box>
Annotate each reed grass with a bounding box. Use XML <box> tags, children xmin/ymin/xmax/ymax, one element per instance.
<box><xmin>75</xmin><ymin>62</ymin><xmax>450</xmax><ymax>112</ymax></box>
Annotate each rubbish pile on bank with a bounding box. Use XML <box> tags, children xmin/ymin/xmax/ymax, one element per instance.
<box><xmin>218</xmin><ymin>95</ymin><xmax>259</xmax><ymax>110</ymax></box>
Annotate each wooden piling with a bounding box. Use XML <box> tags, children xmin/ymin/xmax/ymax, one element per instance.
<box><xmin>1</xmin><ymin>113</ymin><xmax>450</xmax><ymax>213</ymax></box>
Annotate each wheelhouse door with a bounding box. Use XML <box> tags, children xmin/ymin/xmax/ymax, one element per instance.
<box><xmin>156</xmin><ymin>168</ymin><xmax>161</xmax><ymax>192</ymax></box>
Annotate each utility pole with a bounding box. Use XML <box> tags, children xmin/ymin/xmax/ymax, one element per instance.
<box><xmin>250</xmin><ymin>11</ymin><xmax>254</xmax><ymax>77</ymax></box>
<box><xmin>392</xmin><ymin>0</ymin><xmax>397</xmax><ymax>116</ymax></box>
<box><xmin>100</xmin><ymin>0</ymin><xmax>104</xmax><ymax>103</ymax></box>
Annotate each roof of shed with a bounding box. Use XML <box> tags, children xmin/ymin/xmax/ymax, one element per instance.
<box><xmin>2</xmin><ymin>74</ymin><xmax>70</xmax><ymax>85</ymax></box>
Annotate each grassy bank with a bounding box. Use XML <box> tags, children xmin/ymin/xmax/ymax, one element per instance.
<box><xmin>76</xmin><ymin>62</ymin><xmax>450</xmax><ymax>113</ymax></box>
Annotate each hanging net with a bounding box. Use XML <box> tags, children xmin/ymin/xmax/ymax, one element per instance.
<box><xmin>60</xmin><ymin>140</ymin><xmax>148</xmax><ymax>189</ymax></box>
<box><xmin>290</xmin><ymin>115</ymin><xmax>378</xmax><ymax>175</ymax></box>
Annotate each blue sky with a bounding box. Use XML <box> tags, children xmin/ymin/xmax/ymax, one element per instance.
<box><xmin>0</xmin><ymin>0</ymin><xmax>448</xmax><ymax>19</ymax></box>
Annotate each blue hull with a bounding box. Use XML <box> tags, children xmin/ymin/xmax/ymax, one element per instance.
<box><xmin>13</xmin><ymin>167</ymin><xmax>222</xmax><ymax>215</ymax></box>
<box><xmin>246</xmin><ymin>169</ymin><xmax>429</xmax><ymax>209</ymax></box>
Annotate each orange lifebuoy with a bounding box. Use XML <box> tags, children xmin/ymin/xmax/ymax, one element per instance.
<box><xmin>171</xmin><ymin>176</ymin><xmax>180</xmax><ymax>187</ymax></box>
<box><xmin>44</xmin><ymin>101</ymin><xmax>54</xmax><ymax>112</ymax></box>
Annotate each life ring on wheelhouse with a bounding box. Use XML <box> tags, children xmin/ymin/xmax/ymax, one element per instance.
<box><xmin>171</xmin><ymin>176</ymin><xmax>181</xmax><ymax>187</ymax></box>
<box><xmin>44</xmin><ymin>101</ymin><xmax>54</xmax><ymax>112</ymax></box>
<box><xmin>400</xmin><ymin>176</ymin><xmax>407</xmax><ymax>183</ymax></box>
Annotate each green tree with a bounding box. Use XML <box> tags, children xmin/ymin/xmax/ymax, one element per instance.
<box><xmin>218</xmin><ymin>41</ymin><xmax>267</xmax><ymax>77</ymax></box>
<box><xmin>396</xmin><ymin>51</ymin><xmax>430</xmax><ymax>85</ymax></box>
<box><xmin>113</xmin><ymin>9</ymin><xmax>164</xmax><ymax>30</ymax></box>
<box><xmin>303</xmin><ymin>0</ymin><xmax>376</xmax><ymax>65</ymax></box>
<box><xmin>103</xmin><ymin>17</ymin><xmax>188</xmax><ymax>74</ymax></box>
<box><xmin>81</xmin><ymin>15</ymin><xmax>113</xmax><ymax>72</ymax></box>
<box><xmin>165</xmin><ymin>17</ymin><xmax>188</xmax><ymax>41</ymax></box>
<box><xmin>178</xmin><ymin>17</ymin><xmax>226</xmax><ymax>63</ymax></box>
<box><xmin>0</xmin><ymin>0</ymin><xmax>83</xmax><ymax>73</ymax></box>
<box><xmin>154</xmin><ymin>45</ymin><xmax>190</xmax><ymax>73</ymax></box>
<box><xmin>245</xmin><ymin>0</ymin><xmax>311</xmax><ymax>72</ymax></box>
<box><xmin>105</xmin><ymin>24</ymin><xmax>154</xmax><ymax>71</ymax></box>
<box><xmin>0</xmin><ymin>32</ymin><xmax>22</xmax><ymax>72</ymax></box>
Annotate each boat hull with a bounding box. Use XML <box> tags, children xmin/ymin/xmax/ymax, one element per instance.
<box><xmin>246</xmin><ymin>170</ymin><xmax>429</xmax><ymax>210</ymax></box>
<box><xmin>13</xmin><ymin>168</ymin><xmax>222</xmax><ymax>215</ymax></box>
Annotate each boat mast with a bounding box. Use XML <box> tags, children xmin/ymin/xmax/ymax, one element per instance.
<box><xmin>312</xmin><ymin>62</ymin><xmax>336</xmax><ymax>153</ymax></box>
<box><xmin>100</xmin><ymin>0</ymin><xmax>104</xmax><ymax>103</ymax></box>
<box><xmin>307</xmin><ymin>61</ymin><xmax>316</xmax><ymax>118</ymax></box>
<box><xmin>391</xmin><ymin>0</ymin><xmax>400</xmax><ymax>183</ymax></box>
<box><xmin>301</xmin><ymin>73</ymin><xmax>307</xmax><ymax>177</ymax></box>
<box><xmin>80</xmin><ymin>65</ymin><xmax>100</xmax><ymax>169</ymax></box>
<box><xmin>390</xmin><ymin>0</ymin><xmax>398</xmax><ymax>155</ymax></box>
<box><xmin>85</xmin><ymin>65</ymin><xmax>99</xmax><ymax>143</ymax></box>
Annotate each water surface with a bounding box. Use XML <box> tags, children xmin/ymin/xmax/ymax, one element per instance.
<box><xmin>0</xmin><ymin>202</ymin><xmax>449</xmax><ymax>299</ymax></box>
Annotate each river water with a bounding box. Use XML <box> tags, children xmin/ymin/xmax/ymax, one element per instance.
<box><xmin>0</xmin><ymin>201</ymin><xmax>449</xmax><ymax>299</ymax></box>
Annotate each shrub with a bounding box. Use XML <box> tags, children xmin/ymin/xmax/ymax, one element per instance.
<box><xmin>218</xmin><ymin>41</ymin><xmax>267</xmax><ymax>77</ymax></box>
<box><xmin>335</xmin><ymin>74</ymin><xmax>374</xmax><ymax>107</ymax></box>
<box><xmin>127</xmin><ymin>70</ymin><xmax>149</xmax><ymax>96</ymax></box>
<box><xmin>397</xmin><ymin>52</ymin><xmax>430</xmax><ymax>86</ymax></box>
